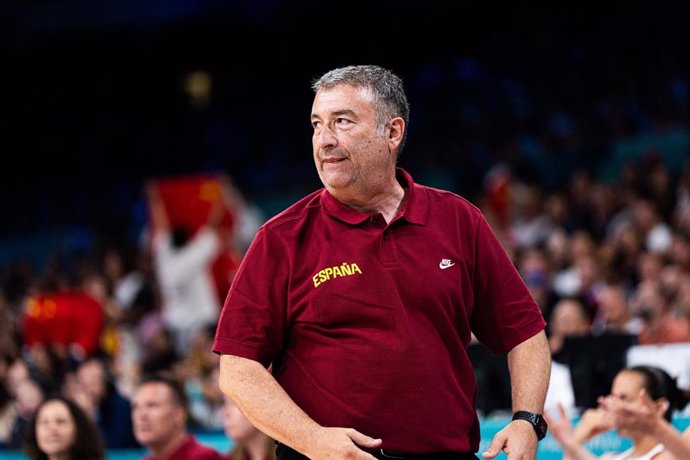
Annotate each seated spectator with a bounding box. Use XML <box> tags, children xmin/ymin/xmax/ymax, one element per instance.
<box><xmin>23</xmin><ymin>395</ymin><xmax>104</xmax><ymax>460</ymax></box>
<box><xmin>175</xmin><ymin>326</ymin><xmax>225</xmax><ymax>430</ymax></box>
<box><xmin>591</xmin><ymin>283</ymin><xmax>642</xmax><ymax>336</ymax></box>
<box><xmin>517</xmin><ymin>247</ymin><xmax>558</xmax><ymax>319</ymax></box>
<box><xmin>545</xmin><ymin>298</ymin><xmax>593</xmax><ymax>417</ymax></box>
<box><xmin>631</xmin><ymin>198</ymin><xmax>672</xmax><ymax>255</ymax></box>
<box><xmin>63</xmin><ymin>356</ymin><xmax>139</xmax><ymax>448</ymax></box>
<box><xmin>546</xmin><ymin>365</ymin><xmax>690</xmax><ymax>460</ymax></box>
<box><xmin>131</xmin><ymin>373</ymin><xmax>224</xmax><ymax>460</ymax></box>
<box><xmin>222</xmin><ymin>395</ymin><xmax>275</xmax><ymax>460</ymax></box>
<box><xmin>548</xmin><ymin>298</ymin><xmax>592</xmax><ymax>356</ymax></box>
<box><xmin>3</xmin><ymin>375</ymin><xmax>45</xmax><ymax>449</ymax></box>
<box><xmin>0</xmin><ymin>370</ymin><xmax>12</xmax><ymax>447</ymax></box>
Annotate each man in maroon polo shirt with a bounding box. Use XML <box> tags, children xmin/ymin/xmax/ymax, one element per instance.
<box><xmin>214</xmin><ymin>65</ymin><xmax>551</xmax><ymax>460</ymax></box>
<box><xmin>132</xmin><ymin>373</ymin><xmax>224</xmax><ymax>460</ymax></box>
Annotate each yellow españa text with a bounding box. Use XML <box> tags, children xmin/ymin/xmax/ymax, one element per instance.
<box><xmin>312</xmin><ymin>263</ymin><xmax>362</xmax><ymax>287</ymax></box>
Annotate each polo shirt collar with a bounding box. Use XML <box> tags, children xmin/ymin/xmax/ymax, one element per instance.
<box><xmin>321</xmin><ymin>167</ymin><xmax>428</xmax><ymax>226</ymax></box>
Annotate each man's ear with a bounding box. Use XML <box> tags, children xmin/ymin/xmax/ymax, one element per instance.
<box><xmin>387</xmin><ymin>117</ymin><xmax>405</xmax><ymax>150</ymax></box>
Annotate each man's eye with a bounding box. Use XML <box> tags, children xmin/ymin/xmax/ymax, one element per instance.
<box><xmin>311</xmin><ymin>121</ymin><xmax>321</xmax><ymax>129</ymax></box>
<box><xmin>335</xmin><ymin>118</ymin><xmax>351</xmax><ymax>125</ymax></box>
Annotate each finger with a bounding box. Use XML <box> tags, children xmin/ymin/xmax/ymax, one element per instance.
<box><xmin>558</xmin><ymin>401</ymin><xmax>568</xmax><ymax>419</ymax></box>
<box><xmin>481</xmin><ymin>432</ymin><xmax>506</xmax><ymax>459</ymax></box>
<box><xmin>347</xmin><ymin>429</ymin><xmax>383</xmax><ymax>448</ymax></box>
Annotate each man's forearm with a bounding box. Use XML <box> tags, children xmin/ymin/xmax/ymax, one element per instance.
<box><xmin>219</xmin><ymin>354</ymin><xmax>322</xmax><ymax>454</ymax></box>
<box><xmin>507</xmin><ymin>330</ymin><xmax>551</xmax><ymax>413</ymax></box>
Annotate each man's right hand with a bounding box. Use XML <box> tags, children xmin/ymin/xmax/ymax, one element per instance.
<box><xmin>304</xmin><ymin>427</ymin><xmax>382</xmax><ymax>460</ymax></box>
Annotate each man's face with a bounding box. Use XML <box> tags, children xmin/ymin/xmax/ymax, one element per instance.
<box><xmin>131</xmin><ymin>382</ymin><xmax>185</xmax><ymax>449</ymax></box>
<box><xmin>311</xmin><ymin>84</ymin><xmax>396</xmax><ymax>196</ymax></box>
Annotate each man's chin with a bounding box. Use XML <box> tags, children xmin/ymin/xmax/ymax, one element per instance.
<box><xmin>320</xmin><ymin>173</ymin><xmax>352</xmax><ymax>191</ymax></box>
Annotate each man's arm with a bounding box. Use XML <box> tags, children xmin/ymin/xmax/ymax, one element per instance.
<box><xmin>482</xmin><ymin>330</ymin><xmax>551</xmax><ymax>460</ymax></box>
<box><xmin>219</xmin><ymin>354</ymin><xmax>382</xmax><ymax>460</ymax></box>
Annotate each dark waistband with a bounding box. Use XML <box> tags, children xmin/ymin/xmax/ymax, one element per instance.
<box><xmin>276</xmin><ymin>443</ymin><xmax>478</xmax><ymax>460</ymax></box>
<box><xmin>374</xmin><ymin>449</ymin><xmax>478</xmax><ymax>460</ymax></box>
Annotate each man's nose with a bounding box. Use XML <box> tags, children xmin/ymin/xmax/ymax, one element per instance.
<box><xmin>314</xmin><ymin>125</ymin><xmax>337</xmax><ymax>149</ymax></box>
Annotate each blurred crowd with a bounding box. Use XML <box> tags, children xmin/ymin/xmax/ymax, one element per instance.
<box><xmin>0</xmin><ymin>173</ymin><xmax>270</xmax><ymax>456</ymax></box>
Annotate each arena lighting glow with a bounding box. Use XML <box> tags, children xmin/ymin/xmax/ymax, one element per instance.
<box><xmin>184</xmin><ymin>70</ymin><xmax>212</xmax><ymax>109</ymax></box>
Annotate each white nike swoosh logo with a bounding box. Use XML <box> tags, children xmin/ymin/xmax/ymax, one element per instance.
<box><xmin>439</xmin><ymin>261</ymin><xmax>455</xmax><ymax>269</ymax></box>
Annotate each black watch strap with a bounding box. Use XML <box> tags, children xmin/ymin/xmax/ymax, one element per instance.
<box><xmin>512</xmin><ymin>410</ymin><xmax>548</xmax><ymax>441</ymax></box>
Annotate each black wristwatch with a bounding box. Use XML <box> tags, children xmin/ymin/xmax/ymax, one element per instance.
<box><xmin>512</xmin><ymin>411</ymin><xmax>548</xmax><ymax>441</ymax></box>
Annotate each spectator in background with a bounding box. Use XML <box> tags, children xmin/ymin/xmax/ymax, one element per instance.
<box><xmin>552</xmin><ymin>231</ymin><xmax>606</xmax><ymax>314</ymax></box>
<box><xmin>101</xmin><ymin>246</ymin><xmax>158</xmax><ymax>397</ymax></box>
<box><xmin>178</xmin><ymin>327</ymin><xmax>225</xmax><ymax>431</ymax></box>
<box><xmin>517</xmin><ymin>247</ymin><xmax>558</xmax><ymax>321</ymax></box>
<box><xmin>132</xmin><ymin>373</ymin><xmax>224</xmax><ymax>460</ymax></box>
<box><xmin>222</xmin><ymin>395</ymin><xmax>275</xmax><ymax>460</ymax></box>
<box><xmin>4</xmin><ymin>374</ymin><xmax>45</xmax><ymax>449</ymax></box>
<box><xmin>544</xmin><ymin>298</ymin><xmax>593</xmax><ymax>419</ymax></box>
<box><xmin>668</xmin><ymin>231</ymin><xmax>690</xmax><ymax>272</ymax></box>
<box><xmin>509</xmin><ymin>183</ymin><xmax>553</xmax><ymax>250</ymax></box>
<box><xmin>547</xmin><ymin>298</ymin><xmax>592</xmax><ymax>357</ymax></box>
<box><xmin>63</xmin><ymin>356</ymin><xmax>139</xmax><ymax>448</ymax></box>
<box><xmin>591</xmin><ymin>283</ymin><xmax>642</xmax><ymax>336</ymax></box>
<box><xmin>139</xmin><ymin>325</ymin><xmax>180</xmax><ymax>376</ymax></box>
<box><xmin>631</xmin><ymin>198</ymin><xmax>673</xmax><ymax>255</ymax></box>
<box><xmin>0</xmin><ymin>355</ymin><xmax>15</xmax><ymax>448</ymax></box>
<box><xmin>102</xmin><ymin>246</ymin><xmax>155</xmax><ymax>319</ymax></box>
<box><xmin>146</xmin><ymin>181</ymin><xmax>228</xmax><ymax>357</ymax></box>
<box><xmin>23</xmin><ymin>395</ymin><xmax>104</xmax><ymax>460</ymax></box>
<box><xmin>599</xmin><ymin>387</ymin><xmax>690</xmax><ymax>460</ymax></box>
<box><xmin>546</xmin><ymin>365</ymin><xmax>690</xmax><ymax>460</ymax></box>
<box><xmin>0</xmin><ymin>295</ymin><xmax>19</xmax><ymax>364</ymax></box>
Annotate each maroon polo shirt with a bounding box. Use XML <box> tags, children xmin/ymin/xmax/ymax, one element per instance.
<box><xmin>213</xmin><ymin>168</ymin><xmax>545</xmax><ymax>453</ymax></box>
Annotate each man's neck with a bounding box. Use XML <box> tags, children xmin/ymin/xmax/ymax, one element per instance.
<box><xmin>330</xmin><ymin>178</ymin><xmax>406</xmax><ymax>224</ymax></box>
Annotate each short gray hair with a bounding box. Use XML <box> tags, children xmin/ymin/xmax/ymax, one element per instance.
<box><xmin>312</xmin><ymin>65</ymin><xmax>410</xmax><ymax>154</ymax></box>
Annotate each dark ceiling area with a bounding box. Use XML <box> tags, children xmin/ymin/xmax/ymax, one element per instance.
<box><xmin>0</xmin><ymin>1</ymin><xmax>688</xmax><ymax>251</ymax></box>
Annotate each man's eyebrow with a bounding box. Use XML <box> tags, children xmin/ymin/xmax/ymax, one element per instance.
<box><xmin>332</xmin><ymin>109</ymin><xmax>357</xmax><ymax>118</ymax></box>
<box><xmin>311</xmin><ymin>109</ymin><xmax>358</xmax><ymax>120</ymax></box>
